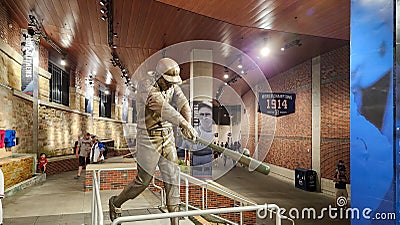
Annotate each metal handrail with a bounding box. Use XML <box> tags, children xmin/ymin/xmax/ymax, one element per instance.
<box><xmin>111</xmin><ymin>204</ymin><xmax>283</xmax><ymax>225</ymax></box>
<box><xmin>179</xmin><ymin>171</ymin><xmax>295</xmax><ymax>225</ymax></box>
<box><xmin>91</xmin><ymin>171</ymin><xmax>104</xmax><ymax>225</ymax></box>
<box><xmin>90</xmin><ymin>166</ymin><xmax>294</xmax><ymax>225</ymax></box>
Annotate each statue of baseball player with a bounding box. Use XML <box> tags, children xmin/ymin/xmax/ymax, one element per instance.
<box><xmin>109</xmin><ymin>58</ymin><xmax>197</xmax><ymax>224</ymax></box>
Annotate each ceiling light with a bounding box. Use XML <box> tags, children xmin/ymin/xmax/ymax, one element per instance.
<box><xmin>113</xmin><ymin>33</ymin><xmax>118</xmax><ymax>37</ymax></box>
<box><xmin>104</xmin><ymin>90</ymin><xmax>110</xmax><ymax>95</ymax></box>
<box><xmin>101</xmin><ymin>15</ymin><xmax>107</xmax><ymax>21</ymax></box>
<box><xmin>241</xmin><ymin>70</ymin><xmax>245</xmax><ymax>74</ymax></box>
<box><xmin>280</xmin><ymin>47</ymin><xmax>285</xmax><ymax>51</ymax></box>
<box><xmin>237</xmin><ymin>64</ymin><xmax>243</xmax><ymax>69</ymax></box>
<box><xmin>260</xmin><ymin>47</ymin><xmax>270</xmax><ymax>57</ymax></box>
<box><xmin>100</xmin><ymin>8</ymin><xmax>107</xmax><ymax>14</ymax></box>
<box><xmin>60</xmin><ymin>58</ymin><xmax>66</xmax><ymax>66</ymax></box>
<box><xmin>223</xmin><ymin>74</ymin><xmax>229</xmax><ymax>79</ymax></box>
<box><xmin>112</xmin><ymin>44</ymin><xmax>117</xmax><ymax>49</ymax></box>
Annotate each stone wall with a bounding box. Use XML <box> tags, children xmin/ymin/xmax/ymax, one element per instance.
<box><xmin>0</xmin><ymin>155</ymin><xmax>34</xmax><ymax>189</ymax></box>
<box><xmin>0</xmin><ymin>21</ymin><xmax>126</xmax><ymax>157</ymax></box>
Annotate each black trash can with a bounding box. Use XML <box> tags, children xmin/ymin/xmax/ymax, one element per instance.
<box><xmin>295</xmin><ymin>168</ymin><xmax>317</xmax><ymax>192</ymax></box>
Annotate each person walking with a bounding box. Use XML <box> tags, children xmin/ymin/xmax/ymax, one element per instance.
<box><xmin>75</xmin><ymin>132</ymin><xmax>91</xmax><ymax>179</ymax></box>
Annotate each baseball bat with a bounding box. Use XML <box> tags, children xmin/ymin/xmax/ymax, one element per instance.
<box><xmin>195</xmin><ymin>137</ymin><xmax>270</xmax><ymax>175</ymax></box>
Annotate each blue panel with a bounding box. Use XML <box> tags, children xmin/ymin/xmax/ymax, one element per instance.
<box><xmin>350</xmin><ymin>0</ymin><xmax>395</xmax><ymax>224</ymax></box>
<box><xmin>4</xmin><ymin>130</ymin><xmax>16</xmax><ymax>147</ymax></box>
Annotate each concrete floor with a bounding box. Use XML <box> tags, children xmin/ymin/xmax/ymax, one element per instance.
<box><xmin>3</xmin><ymin>170</ymin><xmax>193</xmax><ymax>225</ymax></box>
<box><xmin>3</xmin><ymin>158</ymin><xmax>350</xmax><ymax>225</ymax></box>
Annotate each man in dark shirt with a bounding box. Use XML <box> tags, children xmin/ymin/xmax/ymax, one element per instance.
<box><xmin>333</xmin><ymin>160</ymin><xmax>348</xmax><ymax>207</ymax></box>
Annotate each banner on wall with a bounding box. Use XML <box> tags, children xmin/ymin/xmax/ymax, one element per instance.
<box><xmin>20</xmin><ymin>29</ymin><xmax>39</xmax><ymax>96</ymax></box>
<box><xmin>258</xmin><ymin>92</ymin><xmax>296</xmax><ymax>117</ymax></box>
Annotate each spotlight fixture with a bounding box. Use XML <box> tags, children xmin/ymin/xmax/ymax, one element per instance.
<box><xmin>281</xmin><ymin>39</ymin><xmax>302</xmax><ymax>51</ymax></box>
<box><xmin>112</xmin><ymin>44</ymin><xmax>117</xmax><ymax>49</ymax></box>
<box><xmin>223</xmin><ymin>67</ymin><xmax>229</xmax><ymax>79</ymax></box>
<box><xmin>113</xmin><ymin>32</ymin><xmax>118</xmax><ymax>37</ymax></box>
<box><xmin>101</xmin><ymin>15</ymin><xmax>108</xmax><ymax>21</ymax></box>
<box><xmin>100</xmin><ymin>0</ymin><xmax>108</xmax><ymax>6</ymax></box>
<box><xmin>100</xmin><ymin>8</ymin><xmax>107</xmax><ymax>14</ymax></box>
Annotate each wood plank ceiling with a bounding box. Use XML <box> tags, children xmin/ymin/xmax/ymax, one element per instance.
<box><xmin>3</xmin><ymin>0</ymin><xmax>349</xmax><ymax>96</ymax></box>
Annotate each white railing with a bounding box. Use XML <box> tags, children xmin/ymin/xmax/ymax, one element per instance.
<box><xmin>179</xmin><ymin>172</ymin><xmax>295</xmax><ymax>225</ymax></box>
<box><xmin>91</xmin><ymin>171</ymin><xmax>104</xmax><ymax>225</ymax></box>
<box><xmin>91</xmin><ymin>167</ymin><xmax>294</xmax><ymax>225</ymax></box>
<box><xmin>111</xmin><ymin>204</ymin><xmax>283</xmax><ymax>225</ymax></box>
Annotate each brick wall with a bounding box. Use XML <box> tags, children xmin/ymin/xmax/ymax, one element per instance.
<box><xmin>0</xmin><ymin>155</ymin><xmax>34</xmax><ymax>189</ymax></box>
<box><xmin>37</xmin><ymin>156</ymin><xmax>78</xmax><ymax>176</ymax></box>
<box><xmin>320</xmin><ymin>46</ymin><xmax>350</xmax><ymax>179</ymax></box>
<box><xmin>263</xmin><ymin>60</ymin><xmax>313</xmax><ymax>170</ymax></box>
<box><xmin>241</xmin><ymin>46</ymin><xmax>350</xmax><ymax>179</ymax></box>
<box><xmin>85</xmin><ymin>168</ymin><xmax>257</xmax><ymax>224</ymax></box>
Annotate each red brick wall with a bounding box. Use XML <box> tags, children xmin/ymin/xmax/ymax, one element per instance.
<box><xmin>0</xmin><ymin>1</ymin><xmax>49</xmax><ymax>70</ymax></box>
<box><xmin>264</xmin><ymin>60</ymin><xmax>313</xmax><ymax>170</ymax></box>
<box><xmin>39</xmin><ymin>157</ymin><xmax>78</xmax><ymax>176</ymax></box>
<box><xmin>241</xmin><ymin>46</ymin><xmax>350</xmax><ymax>177</ymax></box>
<box><xmin>320</xmin><ymin>46</ymin><xmax>350</xmax><ymax>179</ymax></box>
<box><xmin>85</xmin><ymin>169</ymin><xmax>257</xmax><ymax>224</ymax></box>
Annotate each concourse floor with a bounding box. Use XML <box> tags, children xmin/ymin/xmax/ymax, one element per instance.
<box><xmin>217</xmin><ymin>166</ymin><xmax>350</xmax><ymax>225</ymax></box>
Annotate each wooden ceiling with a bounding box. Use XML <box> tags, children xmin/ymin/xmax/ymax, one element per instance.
<box><xmin>3</xmin><ymin>0</ymin><xmax>349</xmax><ymax>96</ymax></box>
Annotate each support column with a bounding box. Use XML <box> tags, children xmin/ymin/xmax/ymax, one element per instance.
<box><xmin>254</xmin><ymin>85</ymin><xmax>259</xmax><ymax>160</ymax></box>
<box><xmin>93</xmin><ymin>96</ymin><xmax>100</xmax><ymax>118</ymax></box>
<box><xmin>311</xmin><ymin>56</ymin><xmax>321</xmax><ymax>192</ymax></box>
<box><xmin>190</xmin><ymin>49</ymin><xmax>213</xmax><ymax>179</ymax></box>
<box><xmin>190</xmin><ymin>49</ymin><xmax>213</xmax><ymax>102</ymax></box>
